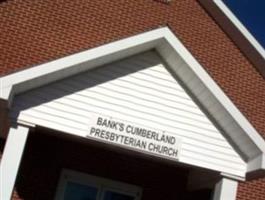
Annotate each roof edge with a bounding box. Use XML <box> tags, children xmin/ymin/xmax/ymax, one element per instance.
<box><xmin>214</xmin><ymin>0</ymin><xmax>265</xmax><ymax>59</ymax></box>
<box><xmin>198</xmin><ymin>0</ymin><xmax>265</xmax><ymax>78</ymax></box>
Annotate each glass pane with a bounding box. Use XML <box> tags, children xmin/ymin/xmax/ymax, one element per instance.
<box><xmin>64</xmin><ymin>181</ymin><xmax>98</xmax><ymax>200</ymax></box>
<box><xmin>103</xmin><ymin>191</ymin><xmax>135</xmax><ymax>200</ymax></box>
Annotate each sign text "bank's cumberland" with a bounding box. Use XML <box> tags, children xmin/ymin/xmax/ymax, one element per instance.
<box><xmin>86</xmin><ymin>117</ymin><xmax>181</xmax><ymax>159</ymax></box>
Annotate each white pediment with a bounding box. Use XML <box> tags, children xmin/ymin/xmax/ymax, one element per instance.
<box><xmin>10</xmin><ymin>51</ymin><xmax>246</xmax><ymax>177</ymax></box>
<box><xmin>2</xmin><ymin>27</ymin><xmax>265</xmax><ymax>179</ymax></box>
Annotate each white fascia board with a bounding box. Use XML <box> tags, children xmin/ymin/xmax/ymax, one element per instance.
<box><xmin>214</xmin><ymin>0</ymin><xmax>265</xmax><ymax>59</ymax></box>
<box><xmin>0</xmin><ymin>28</ymin><xmax>165</xmax><ymax>101</ymax></box>
<box><xmin>163</xmin><ymin>28</ymin><xmax>265</xmax><ymax>162</ymax></box>
<box><xmin>0</xmin><ymin>26</ymin><xmax>265</xmax><ymax>174</ymax></box>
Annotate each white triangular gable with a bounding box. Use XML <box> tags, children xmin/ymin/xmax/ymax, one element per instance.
<box><xmin>1</xmin><ymin>27</ymin><xmax>265</xmax><ymax>179</ymax></box>
<box><xmin>10</xmin><ymin>51</ymin><xmax>246</xmax><ymax>177</ymax></box>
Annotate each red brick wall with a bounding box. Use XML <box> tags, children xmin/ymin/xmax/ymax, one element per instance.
<box><xmin>237</xmin><ymin>179</ymin><xmax>265</xmax><ymax>200</ymax></box>
<box><xmin>0</xmin><ymin>0</ymin><xmax>264</xmax><ymax>140</ymax></box>
<box><xmin>12</xmin><ymin>129</ymin><xmax>191</xmax><ymax>200</ymax></box>
<box><xmin>0</xmin><ymin>1</ymin><xmax>264</xmax><ymax>199</ymax></box>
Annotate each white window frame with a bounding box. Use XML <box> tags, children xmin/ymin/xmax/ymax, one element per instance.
<box><xmin>55</xmin><ymin>169</ymin><xmax>142</xmax><ymax>200</ymax></box>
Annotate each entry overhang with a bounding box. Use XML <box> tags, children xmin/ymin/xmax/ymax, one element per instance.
<box><xmin>0</xmin><ymin>27</ymin><xmax>265</xmax><ymax>179</ymax></box>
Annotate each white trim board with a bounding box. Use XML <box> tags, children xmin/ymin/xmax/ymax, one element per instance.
<box><xmin>1</xmin><ymin>27</ymin><xmax>265</xmax><ymax>178</ymax></box>
<box><xmin>213</xmin><ymin>178</ymin><xmax>238</xmax><ymax>200</ymax></box>
<box><xmin>0</xmin><ymin>126</ymin><xmax>29</xmax><ymax>200</ymax></box>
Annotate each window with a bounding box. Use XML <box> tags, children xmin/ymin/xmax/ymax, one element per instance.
<box><xmin>55</xmin><ymin>169</ymin><xmax>142</xmax><ymax>200</ymax></box>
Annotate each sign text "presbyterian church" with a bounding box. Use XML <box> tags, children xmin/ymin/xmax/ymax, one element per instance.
<box><xmin>86</xmin><ymin>116</ymin><xmax>181</xmax><ymax>160</ymax></box>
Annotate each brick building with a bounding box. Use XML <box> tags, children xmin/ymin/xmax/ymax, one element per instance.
<box><xmin>0</xmin><ymin>0</ymin><xmax>265</xmax><ymax>200</ymax></box>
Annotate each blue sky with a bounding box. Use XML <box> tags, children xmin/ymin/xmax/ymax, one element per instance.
<box><xmin>223</xmin><ymin>0</ymin><xmax>265</xmax><ymax>49</ymax></box>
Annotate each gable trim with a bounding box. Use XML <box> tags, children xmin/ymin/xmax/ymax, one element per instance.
<box><xmin>199</xmin><ymin>0</ymin><xmax>265</xmax><ymax>78</ymax></box>
<box><xmin>1</xmin><ymin>27</ymin><xmax>265</xmax><ymax>178</ymax></box>
<box><xmin>213</xmin><ymin>0</ymin><xmax>265</xmax><ymax>60</ymax></box>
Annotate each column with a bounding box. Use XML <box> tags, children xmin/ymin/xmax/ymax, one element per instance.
<box><xmin>0</xmin><ymin>126</ymin><xmax>29</xmax><ymax>200</ymax></box>
<box><xmin>213</xmin><ymin>177</ymin><xmax>238</xmax><ymax>200</ymax></box>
